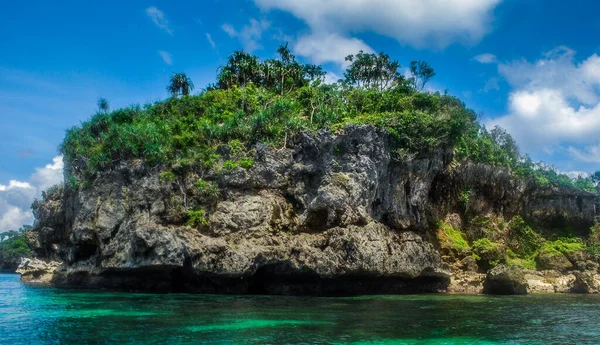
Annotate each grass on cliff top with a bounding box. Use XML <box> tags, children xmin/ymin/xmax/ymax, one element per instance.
<box><xmin>59</xmin><ymin>46</ymin><xmax>596</xmax><ymax>194</ymax></box>
<box><xmin>62</xmin><ymin>84</ymin><xmax>475</xmax><ymax>179</ymax></box>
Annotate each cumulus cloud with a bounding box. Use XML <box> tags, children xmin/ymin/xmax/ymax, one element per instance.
<box><xmin>0</xmin><ymin>156</ymin><xmax>63</xmax><ymax>233</ymax></box>
<box><xmin>158</xmin><ymin>50</ymin><xmax>173</xmax><ymax>65</ymax></box>
<box><xmin>255</xmin><ymin>0</ymin><xmax>501</xmax><ymax>49</ymax></box>
<box><xmin>474</xmin><ymin>53</ymin><xmax>497</xmax><ymax>64</ymax></box>
<box><xmin>324</xmin><ymin>71</ymin><xmax>342</xmax><ymax>85</ymax></box>
<box><xmin>489</xmin><ymin>47</ymin><xmax>600</xmax><ymax>160</ymax></box>
<box><xmin>146</xmin><ymin>6</ymin><xmax>173</xmax><ymax>35</ymax></box>
<box><xmin>221</xmin><ymin>19</ymin><xmax>269</xmax><ymax>52</ymax></box>
<box><xmin>294</xmin><ymin>33</ymin><xmax>374</xmax><ymax>67</ymax></box>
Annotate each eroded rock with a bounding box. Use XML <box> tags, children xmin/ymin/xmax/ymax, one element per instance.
<box><xmin>17</xmin><ymin>258</ymin><xmax>62</xmax><ymax>283</ymax></box>
<box><xmin>484</xmin><ymin>265</ymin><xmax>528</xmax><ymax>295</ymax></box>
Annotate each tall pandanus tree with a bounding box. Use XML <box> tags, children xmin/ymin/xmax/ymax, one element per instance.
<box><xmin>97</xmin><ymin>97</ymin><xmax>110</xmax><ymax>114</ymax></box>
<box><xmin>217</xmin><ymin>51</ymin><xmax>261</xmax><ymax>110</ymax></box>
<box><xmin>167</xmin><ymin>73</ymin><xmax>194</xmax><ymax>97</ymax></box>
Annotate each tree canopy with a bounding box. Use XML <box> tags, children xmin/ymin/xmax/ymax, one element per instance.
<box><xmin>167</xmin><ymin>73</ymin><xmax>194</xmax><ymax>97</ymax></box>
<box><xmin>58</xmin><ymin>45</ymin><xmax>597</xmax><ymax>196</ymax></box>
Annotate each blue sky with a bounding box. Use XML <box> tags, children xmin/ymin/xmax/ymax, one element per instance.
<box><xmin>1</xmin><ymin>0</ymin><xmax>600</xmax><ymax>231</ymax></box>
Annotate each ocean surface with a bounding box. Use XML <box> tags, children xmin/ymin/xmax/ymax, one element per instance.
<box><xmin>1</xmin><ymin>274</ymin><xmax>600</xmax><ymax>344</ymax></box>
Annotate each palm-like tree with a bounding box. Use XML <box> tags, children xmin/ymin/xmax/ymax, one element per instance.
<box><xmin>97</xmin><ymin>98</ymin><xmax>110</xmax><ymax>113</ymax></box>
<box><xmin>167</xmin><ymin>73</ymin><xmax>194</xmax><ymax>97</ymax></box>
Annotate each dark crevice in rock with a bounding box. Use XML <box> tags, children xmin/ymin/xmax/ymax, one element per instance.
<box><xmin>50</xmin><ymin>265</ymin><xmax>450</xmax><ymax>296</ymax></box>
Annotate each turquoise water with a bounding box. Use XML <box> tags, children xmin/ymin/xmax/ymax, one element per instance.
<box><xmin>1</xmin><ymin>274</ymin><xmax>600</xmax><ymax>344</ymax></box>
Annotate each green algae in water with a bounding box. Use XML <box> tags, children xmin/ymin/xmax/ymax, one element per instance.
<box><xmin>1</xmin><ymin>274</ymin><xmax>600</xmax><ymax>344</ymax></box>
<box><xmin>187</xmin><ymin>319</ymin><xmax>333</xmax><ymax>332</ymax></box>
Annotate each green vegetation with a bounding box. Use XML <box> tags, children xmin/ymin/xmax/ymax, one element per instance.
<box><xmin>58</xmin><ymin>46</ymin><xmax>475</xmax><ymax>182</ymax></box>
<box><xmin>507</xmin><ymin>216</ymin><xmax>542</xmax><ymax>257</ymax></box>
<box><xmin>458</xmin><ymin>188</ymin><xmax>472</xmax><ymax>211</ymax></box>
<box><xmin>196</xmin><ymin>178</ymin><xmax>220</xmax><ymax>200</ymax></box>
<box><xmin>463</xmin><ymin>215</ymin><xmax>598</xmax><ymax>271</ymax></box>
<box><xmin>167</xmin><ymin>73</ymin><xmax>194</xmax><ymax>97</ymax></box>
<box><xmin>539</xmin><ymin>238</ymin><xmax>585</xmax><ymax>258</ymax></box>
<box><xmin>471</xmin><ymin>238</ymin><xmax>505</xmax><ymax>268</ymax></box>
<box><xmin>59</xmin><ymin>45</ymin><xmax>598</xmax><ymax>199</ymax></box>
<box><xmin>97</xmin><ymin>97</ymin><xmax>110</xmax><ymax>114</ymax></box>
<box><xmin>159</xmin><ymin>171</ymin><xmax>176</xmax><ymax>183</ymax></box>
<box><xmin>506</xmin><ymin>249</ymin><xmax>537</xmax><ymax>270</ymax></box>
<box><xmin>186</xmin><ymin>208</ymin><xmax>208</xmax><ymax>228</ymax></box>
<box><xmin>0</xmin><ymin>227</ymin><xmax>32</xmax><ymax>266</ymax></box>
<box><xmin>331</xmin><ymin>172</ymin><xmax>350</xmax><ymax>187</ymax></box>
<box><xmin>436</xmin><ymin>221</ymin><xmax>470</xmax><ymax>255</ymax></box>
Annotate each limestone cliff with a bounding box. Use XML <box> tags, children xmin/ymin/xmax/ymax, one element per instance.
<box><xmin>25</xmin><ymin>125</ymin><xmax>599</xmax><ymax>295</ymax></box>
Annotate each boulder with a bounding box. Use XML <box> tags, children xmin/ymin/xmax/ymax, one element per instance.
<box><xmin>17</xmin><ymin>258</ymin><xmax>61</xmax><ymax>283</ymax></box>
<box><xmin>571</xmin><ymin>271</ymin><xmax>600</xmax><ymax>293</ymax></box>
<box><xmin>484</xmin><ymin>264</ymin><xmax>528</xmax><ymax>295</ymax></box>
<box><xmin>537</xmin><ymin>251</ymin><xmax>574</xmax><ymax>272</ymax></box>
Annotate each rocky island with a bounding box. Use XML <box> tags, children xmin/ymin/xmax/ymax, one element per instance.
<box><xmin>10</xmin><ymin>48</ymin><xmax>600</xmax><ymax>295</ymax></box>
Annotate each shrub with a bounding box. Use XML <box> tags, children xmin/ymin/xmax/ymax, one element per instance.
<box><xmin>331</xmin><ymin>172</ymin><xmax>350</xmax><ymax>186</ymax></box>
<box><xmin>458</xmin><ymin>188</ymin><xmax>472</xmax><ymax>211</ymax></box>
<box><xmin>590</xmin><ymin>222</ymin><xmax>600</xmax><ymax>244</ymax></box>
<box><xmin>587</xmin><ymin>244</ymin><xmax>600</xmax><ymax>260</ymax></box>
<box><xmin>472</xmin><ymin>238</ymin><xmax>506</xmax><ymax>269</ymax></box>
<box><xmin>506</xmin><ymin>249</ymin><xmax>537</xmax><ymax>270</ymax></box>
<box><xmin>186</xmin><ymin>208</ymin><xmax>208</xmax><ymax>228</ymax></box>
<box><xmin>436</xmin><ymin>221</ymin><xmax>470</xmax><ymax>255</ymax></box>
<box><xmin>0</xmin><ymin>235</ymin><xmax>31</xmax><ymax>263</ymax></box>
<box><xmin>196</xmin><ymin>179</ymin><xmax>220</xmax><ymax>200</ymax></box>
<box><xmin>223</xmin><ymin>160</ymin><xmax>239</xmax><ymax>170</ymax></box>
<box><xmin>539</xmin><ymin>238</ymin><xmax>585</xmax><ymax>258</ymax></box>
<box><xmin>508</xmin><ymin>216</ymin><xmax>542</xmax><ymax>257</ymax></box>
<box><xmin>239</xmin><ymin>158</ymin><xmax>254</xmax><ymax>170</ymax></box>
<box><xmin>159</xmin><ymin>171</ymin><xmax>176</xmax><ymax>183</ymax></box>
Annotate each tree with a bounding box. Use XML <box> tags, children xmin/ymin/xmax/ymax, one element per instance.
<box><xmin>217</xmin><ymin>51</ymin><xmax>261</xmax><ymax>90</ymax></box>
<box><xmin>490</xmin><ymin>125</ymin><xmax>520</xmax><ymax>164</ymax></box>
<box><xmin>344</xmin><ymin>51</ymin><xmax>403</xmax><ymax>91</ymax></box>
<box><xmin>592</xmin><ymin>171</ymin><xmax>600</xmax><ymax>185</ymax></box>
<box><xmin>97</xmin><ymin>98</ymin><xmax>110</xmax><ymax>113</ymax></box>
<box><xmin>167</xmin><ymin>73</ymin><xmax>195</xmax><ymax>97</ymax></box>
<box><xmin>409</xmin><ymin>60</ymin><xmax>436</xmax><ymax>90</ymax></box>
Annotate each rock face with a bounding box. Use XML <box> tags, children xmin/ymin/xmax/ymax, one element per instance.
<box><xmin>17</xmin><ymin>258</ymin><xmax>61</xmax><ymax>283</ymax></box>
<box><xmin>571</xmin><ymin>271</ymin><xmax>600</xmax><ymax>293</ymax></box>
<box><xmin>484</xmin><ymin>265</ymin><xmax>529</xmax><ymax>295</ymax></box>
<box><xmin>28</xmin><ymin>125</ymin><xmax>599</xmax><ymax>295</ymax></box>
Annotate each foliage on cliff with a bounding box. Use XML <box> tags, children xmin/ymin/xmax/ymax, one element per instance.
<box><xmin>60</xmin><ymin>46</ymin><xmax>597</xmax><ymax>194</ymax></box>
<box><xmin>0</xmin><ymin>227</ymin><xmax>32</xmax><ymax>268</ymax></box>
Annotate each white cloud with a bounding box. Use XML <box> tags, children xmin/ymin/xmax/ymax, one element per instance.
<box><xmin>482</xmin><ymin>77</ymin><xmax>500</xmax><ymax>92</ymax></box>
<box><xmin>563</xmin><ymin>170</ymin><xmax>590</xmax><ymax>179</ymax></box>
<box><xmin>324</xmin><ymin>71</ymin><xmax>342</xmax><ymax>84</ymax></box>
<box><xmin>158</xmin><ymin>50</ymin><xmax>173</xmax><ymax>65</ymax></box>
<box><xmin>489</xmin><ymin>47</ymin><xmax>600</xmax><ymax>161</ymax></box>
<box><xmin>255</xmin><ymin>0</ymin><xmax>501</xmax><ymax>49</ymax></box>
<box><xmin>0</xmin><ymin>207</ymin><xmax>33</xmax><ymax>234</ymax></box>
<box><xmin>146</xmin><ymin>6</ymin><xmax>173</xmax><ymax>35</ymax></box>
<box><xmin>294</xmin><ymin>33</ymin><xmax>374</xmax><ymax>67</ymax></box>
<box><xmin>0</xmin><ymin>156</ymin><xmax>63</xmax><ymax>233</ymax></box>
<box><xmin>221</xmin><ymin>19</ymin><xmax>270</xmax><ymax>52</ymax></box>
<box><xmin>206</xmin><ymin>33</ymin><xmax>216</xmax><ymax>49</ymax></box>
<box><xmin>474</xmin><ymin>53</ymin><xmax>497</xmax><ymax>64</ymax></box>
<box><xmin>568</xmin><ymin>145</ymin><xmax>600</xmax><ymax>163</ymax></box>
<box><xmin>0</xmin><ymin>181</ymin><xmax>32</xmax><ymax>191</ymax></box>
